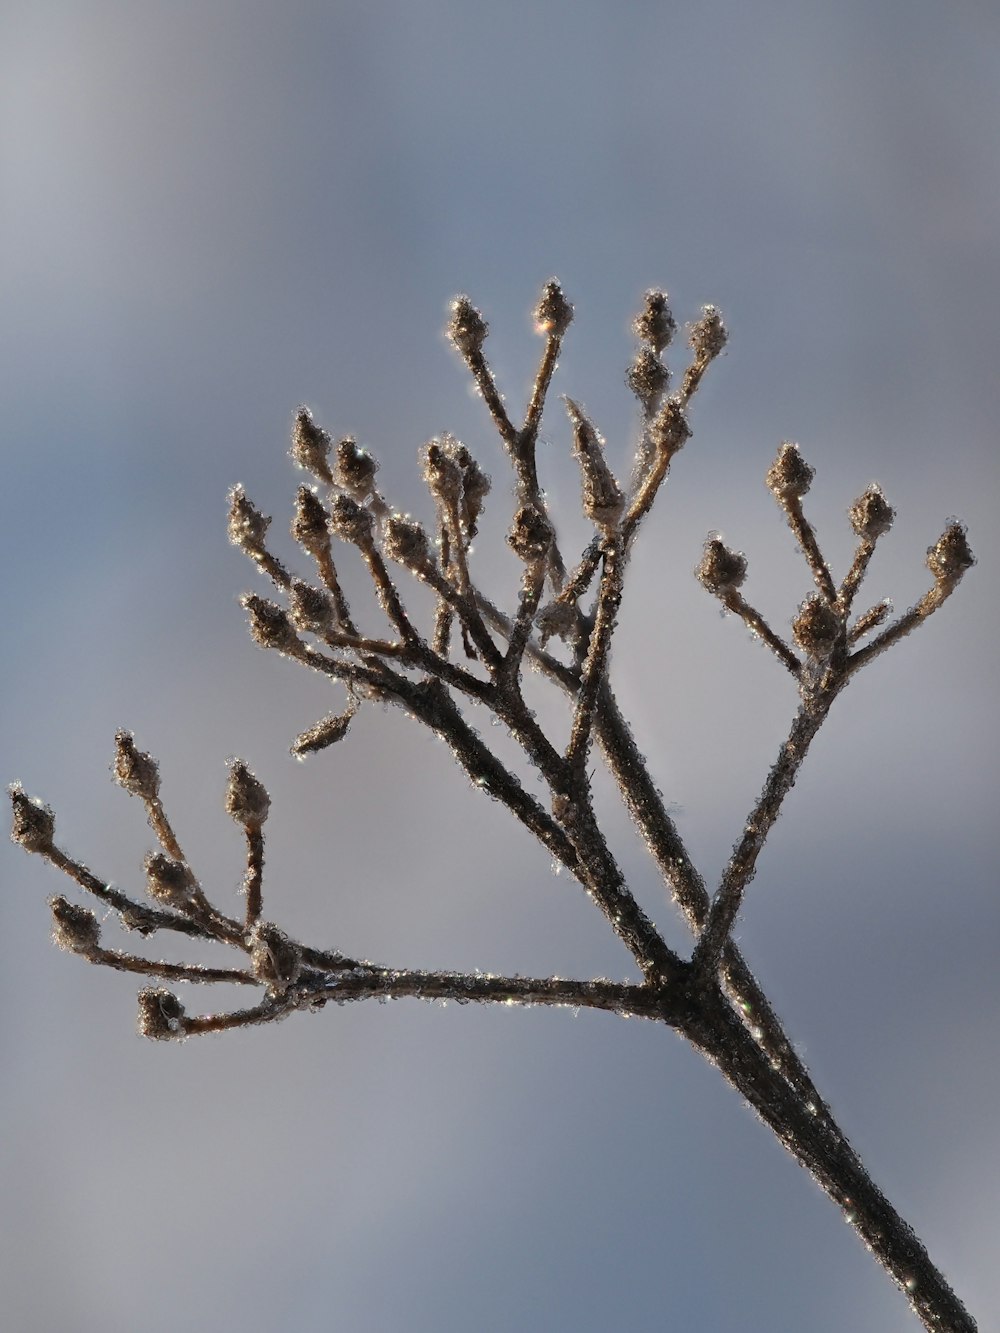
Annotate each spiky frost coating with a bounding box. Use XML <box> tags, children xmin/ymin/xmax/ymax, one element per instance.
<box><xmin>50</xmin><ymin>896</ymin><xmax>100</xmax><ymax>955</ymax></box>
<box><xmin>228</xmin><ymin>485</ymin><xmax>271</xmax><ymax>557</ymax></box>
<box><xmin>626</xmin><ymin>347</ymin><xmax>670</xmax><ymax>411</ymax></box>
<box><xmin>289</xmin><ymin>580</ymin><xmax>333</xmax><ymax>633</ymax></box>
<box><xmin>688</xmin><ymin>305</ymin><xmax>728</xmax><ymax>360</ymax></box>
<box><xmin>927</xmin><ymin>522</ymin><xmax>974</xmax><ymax>584</ymax></box>
<box><xmin>328</xmin><ymin>493</ymin><xmax>375</xmax><ymax>545</ymax></box>
<box><xmin>508</xmin><ymin>506</ymin><xmax>553</xmax><ymax>563</ymax></box>
<box><xmin>633</xmin><ymin>290</ymin><xmax>676</xmax><ymax>354</ymax></box>
<box><xmin>144</xmin><ymin>852</ymin><xmax>194</xmax><ymax>908</ymax></box>
<box><xmin>225</xmin><ymin>761</ymin><xmax>270</xmax><ymax>826</ymax></box>
<box><xmin>334</xmin><ymin>438</ymin><xmax>379</xmax><ymax>502</ymax></box>
<box><xmin>290</xmin><ymin>409</ymin><xmax>334</xmax><ymax>484</ymax></box>
<box><xmin>849</xmin><ymin>485</ymin><xmax>895</xmax><ymax>541</ymax></box>
<box><xmin>9</xmin><ymin>786</ymin><xmax>55</xmax><ymax>853</ymax></box>
<box><xmin>291</xmin><ymin>710</ymin><xmax>354</xmax><ymax>757</ymax></box>
<box><xmin>792</xmin><ymin>595</ymin><xmax>840</xmax><ymax>659</ymax></box>
<box><xmin>137</xmin><ymin>988</ymin><xmax>186</xmax><ymax>1040</ymax></box>
<box><xmin>697</xmin><ymin>538</ymin><xmax>748</xmax><ymax>594</ymax></box>
<box><xmin>534</xmin><ymin>280</ymin><xmax>574</xmax><ymax>336</ymax></box>
<box><xmin>242</xmin><ymin>594</ymin><xmax>300</xmax><ymax>654</ymax></box>
<box><xmin>113</xmin><ymin>731</ymin><xmax>160</xmax><ymax>801</ymax></box>
<box><xmin>767</xmin><ymin>442</ymin><xmax>815</xmax><ymax>501</ymax></box>
<box><xmin>447</xmin><ymin>296</ymin><xmax>488</xmax><ymax>358</ymax></box>
<box><xmin>249</xmin><ymin>921</ymin><xmax>302</xmax><ymax>991</ymax></box>
<box><xmin>382</xmin><ymin>514</ymin><xmax>432</xmax><ymax>571</ymax></box>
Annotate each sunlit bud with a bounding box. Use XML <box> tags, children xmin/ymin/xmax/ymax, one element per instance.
<box><xmin>334</xmin><ymin>437</ymin><xmax>379</xmax><ymax>502</ymax></box>
<box><xmin>227</xmin><ymin>485</ymin><xmax>271</xmax><ymax>556</ymax></box>
<box><xmin>696</xmin><ymin>537</ymin><xmax>748</xmax><ymax>594</ymax></box>
<box><xmin>688</xmin><ymin>305</ymin><xmax>728</xmax><ymax>360</ymax></box>
<box><xmin>137</xmin><ymin>987</ymin><xmax>186</xmax><ymax>1040</ymax></box>
<box><xmin>328</xmin><ymin>493</ymin><xmax>374</xmax><ymax>545</ymax></box>
<box><xmin>9</xmin><ymin>785</ymin><xmax>55</xmax><ymax>853</ymax></box>
<box><xmin>648</xmin><ymin>397</ymin><xmax>691</xmax><ymax>455</ymax></box>
<box><xmin>383</xmin><ymin>513</ymin><xmax>432</xmax><ymax>571</ymax></box>
<box><xmin>422</xmin><ymin>439</ymin><xmax>464</xmax><ymax>506</ymax></box>
<box><xmin>565</xmin><ymin>398</ymin><xmax>624</xmax><ymax>529</ymax></box>
<box><xmin>766</xmin><ymin>442</ymin><xmax>815</xmax><ymax>501</ymax></box>
<box><xmin>113</xmin><ymin>731</ymin><xmax>160</xmax><ymax>801</ymax></box>
<box><xmin>50</xmin><ymin>896</ymin><xmax>100</xmax><ymax>955</ymax></box>
<box><xmin>508</xmin><ymin>506</ymin><xmax>553</xmax><ymax>563</ymax></box>
<box><xmin>849</xmin><ymin>485</ymin><xmax>895</xmax><ymax>541</ymax></box>
<box><xmin>249</xmin><ymin>921</ymin><xmax>302</xmax><ymax>991</ymax></box>
<box><xmin>290</xmin><ymin>408</ymin><xmax>334</xmax><ymax>484</ymax></box>
<box><xmin>144</xmin><ymin>852</ymin><xmax>195</xmax><ymax>908</ymax></box>
<box><xmin>291</xmin><ymin>708</ymin><xmax>354</xmax><ymax>757</ymax></box>
<box><xmin>633</xmin><ymin>290</ymin><xmax>676</xmax><ymax>355</ymax></box>
<box><xmin>242</xmin><ymin>594</ymin><xmax>301</xmax><ymax>653</ymax></box>
<box><xmin>289</xmin><ymin>580</ymin><xmax>334</xmax><ymax>633</ymax></box>
<box><xmin>626</xmin><ymin>347</ymin><xmax>670</xmax><ymax>411</ymax></box>
<box><xmin>291</xmin><ymin>486</ymin><xmax>330</xmax><ymax>556</ymax></box>
<box><xmin>792</xmin><ymin>594</ymin><xmax>841</xmax><ymax>659</ymax></box>
<box><xmin>534</xmin><ymin>279</ymin><xmax>574</xmax><ymax>336</ymax></box>
<box><xmin>927</xmin><ymin>522</ymin><xmax>974</xmax><ymax>584</ymax></box>
<box><xmin>447</xmin><ymin>296</ymin><xmax>488</xmax><ymax>358</ymax></box>
<box><xmin>225</xmin><ymin>760</ymin><xmax>270</xmax><ymax>827</ymax></box>
<box><xmin>536</xmin><ymin>600</ymin><xmax>577</xmax><ymax>647</ymax></box>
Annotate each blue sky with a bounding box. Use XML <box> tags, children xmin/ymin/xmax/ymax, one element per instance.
<box><xmin>2</xmin><ymin>2</ymin><xmax>998</xmax><ymax>1329</ymax></box>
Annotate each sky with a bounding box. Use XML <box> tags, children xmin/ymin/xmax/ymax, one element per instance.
<box><xmin>1</xmin><ymin>1</ymin><xmax>998</xmax><ymax>1330</ymax></box>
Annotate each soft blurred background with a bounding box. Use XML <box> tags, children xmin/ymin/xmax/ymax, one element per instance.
<box><xmin>2</xmin><ymin>2</ymin><xmax>998</xmax><ymax>1330</ymax></box>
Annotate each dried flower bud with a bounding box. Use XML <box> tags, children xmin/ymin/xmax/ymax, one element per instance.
<box><xmin>767</xmin><ymin>442</ymin><xmax>815</xmax><ymax>501</ymax></box>
<box><xmin>565</xmin><ymin>398</ymin><xmax>624</xmax><ymax>529</ymax></box>
<box><xmin>508</xmin><ymin>506</ymin><xmax>553</xmax><ymax>563</ymax></box>
<box><xmin>648</xmin><ymin>397</ymin><xmax>691</xmax><ymax>455</ymax></box>
<box><xmin>633</xmin><ymin>290</ymin><xmax>676</xmax><ymax>354</ymax></box>
<box><xmin>225</xmin><ymin>760</ymin><xmax>270</xmax><ymax>826</ymax></box>
<box><xmin>242</xmin><ymin>594</ymin><xmax>301</xmax><ymax>653</ymax></box>
<box><xmin>290</xmin><ymin>408</ymin><xmax>334</xmax><ymax>484</ymax></box>
<box><xmin>626</xmin><ymin>347</ymin><xmax>670</xmax><ymax>411</ymax></box>
<box><xmin>9</xmin><ymin>785</ymin><xmax>55</xmax><ymax>853</ymax></box>
<box><xmin>291</xmin><ymin>708</ymin><xmax>355</xmax><ymax>757</ymax></box>
<box><xmin>138</xmin><ymin>987</ymin><xmax>186</xmax><ymax>1040</ymax></box>
<box><xmin>536</xmin><ymin>600</ymin><xmax>577</xmax><ymax>647</ymax></box>
<box><xmin>447</xmin><ymin>296</ymin><xmax>488</xmax><ymax>358</ymax></box>
<box><xmin>50</xmin><ymin>896</ymin><xmax>100</xmax><ymax>955</ymax></box>
<box><xmin>383</xmin><ymin>513</ymin><xmax>432</xmax><ymax>571</ymax></box>
<box><xmin>460</xmin><ymin>456</ymin><xmax>491</xmax><ymax>537</ymax></box>
<box><xmin>113</xmin><ymin>731</ymin><xmax>160</xmax><ymax>801</ymax></box>
<box><xmin>534</xmin><ymin>280</ymin><xmax>574</xmax><ymax>336</ymax></box>
<box><xmin>291</xmin><ymin>485</ymin><xmax>330</xmax><ymax>555</ymax></box>
<box><xmin>334</xmin><ymin>437</ymin><xmax>379</xmax><ymax>502</ymax></box>
<box><xmin>289</xmin><ymin>580</ymin><xmax>333</xmax><ymax>633</ymax></box>
<box><xmin>696</xmin><ymin>537</ymin><xmax>748</xmax><ymax>595</ymax></box>
<box><xmin>250</xmin><ymin>921</ymin><xmax>302</xmax><ymax>991</ymax></box>
<box><xmin>688</xmin><ymin>305</ymin><xmax>728</xmax><ymax>361</ymax></box>
<box><xmin>792</xmin><ymin>595</ymin><xmax>841</xmax><ymax>659</ymax></box>
<box><xmin>422</xmin><ymin>439</ymin><xmax>464</xmax><ymax>506</ymax></box>
<box><xmin>228</xmin><ymin>485</ymin><xmax>271</xmax><ymax>557</ymax></box>
<box><xmin>927</xmin><ymin>522</ymin><xmax>974</xmax><ymax>584</ymax></box>
<box><xmin>849</xmin><ymin>485</ymin><xmax>895</xmax><ymax>541</ymax></box>
<box><xmin>328</xmin><ymin>493</ymin><xmax>374</xmax><ymax>546</ymax></box>
<box><xmin>144</xmin><ymin>851</ymin><xmax>195</xmax><ymax>908</ymax></box>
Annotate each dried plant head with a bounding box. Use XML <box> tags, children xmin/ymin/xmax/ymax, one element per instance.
<box><xmin>50</xmin><ymin>896</ymin><xmax>100</xmax><ymax>956</ymax></box>
<box><xmin>241</xmin><ymin>594</ymin><xmax>301</xmax><ymax>654</ymax></box>
<box><xmin>225</xmin><ymin>760</ymin><xmax>270</xmax><ymax>827</ymax></box>
<box><xmin>697</xmin><ymin>537</ymin><xmax>748</xmax><ymax>595</ymax></box>
<box><xmin>113</xmin><ymin>731</ymin><xmax>161</xmax><ymax>801</ymax></box>
<box><xmin>291</xmin><ymin>706</ymin><xmax>355</xmax><ymax>757</ymax></box>
<box><xmin>927</xmin><ymin>521</ymin><xmax>975</xmax><ymax>585</ymax></box>
<box><xmin>633</xmin><ymin>289</ymin><xmax>676</xmax><ymax>354</ymax></box>
<box><xmin>249</xmin><ymin>921</ymin><xmax>302</xmax><ymax>992</ymax></box>
<box><xmin>328</xmin><ymin>493</ymin><xmax>375</xmax><ymax>546</ymax></box>
<box><xmin>421</xmin><ymin>438</ymin><xmax>465</xmax><ymax>507</ymax></box>
<box><xmin>447</xmin><ymin>295</ymin><xmax>488</xmax><ymax>359</ymax></box>
<box><xmin>137</xmin><ymin>988</ymin><xmax>186</xmax><ymax>1040</ymax></box>
<box><xmin>792</xmin><ymin>594</ymin><xmax>841</xmax><ymax>659</ymax></box>
<box><xmin>508</xmin><ymin>505</ymin><xmax>554</xmax><ymax>564</ymax></box>
<box><xmin>382</xmin><ymin>513</ymin><xmax>433</xmax><ymax>572</ymax></box>
<box><xmin>9</xmin><ymin>785</ymin><xmax>55</xmax><ymax>854</ymax></box>
<box><xmin>144</xmin><ymin>852</ymin><xmax>195</xmax><ymax>909</ymax></box>
<box><xmin>688</xmin><ymin>305</ymin><xmax>728</xmax><ymax>361</ymax></box>
<box><xmin>290</xmin><ymin>408</ymin><xmax>334</xmax><ymax>485</ymax></box>
<box><xmin>288</xmin><ymin>580</ymin><xmax>334</xmax><ymax>634</ymax></box>
<box><xmin>767</xmin><ymin>442</ymin><xmax>815</xmax><ymax>501</ymax></box>
<box><xmin>534</xmin><ymin>279</ymin><xmax>574</xmax><ymax>336</ymax></box>
<box><xmin>649</xmin><ymin>397</ymin><xmax>691</xmax><ymax>456</ymax></box>
<box><xmin>626</xmin><ymin>347</ymin><xmax>670</xmax><ymax>412</ymax></box>
<box><xmin>334</xmin><ymin>437</ymin><xmax>379</xmax><ymax>503</ymax></box>
<box><xmin>227</xmin><ymin>485</ymin><xmax>271</xmax><ymax>558</ymax></box>
<box><xmin>849</xmin><ymin>485</ymin><xmax>895</xmax><ymax>541</ymax></box>
<box><xmin>564</xmin><ymin>397</ymin><xmax>624</xmax><ymax>530</ymax></box>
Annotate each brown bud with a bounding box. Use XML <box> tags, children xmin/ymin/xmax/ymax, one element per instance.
<box><xmin>649</xmin><ymin>397</ymin><xmax>691</xmax><ymax>455</ymax></box>
<box><xmin>849</xmin><ymin>485</ymin><xmax>895</xmax><ymax>541</ymax></box>
<box><xmin>633</xmin><ymin>290</ymin><xmax>676</xmax><ymax>354</ymax></box>
<box><xmin>696</xmin><ymin>537</ymin><xmax>748</xmax><ymax>595</ymax></box>
<box><xmin>290</xmin><ymin>409</ymin><xmax>334</xmax><ymax>484</ymax></box>
<box><xmin>50</xmin><ymin>896</ymin><xmax>100</xmax><ymax>955</ymax></box>
<box><xmin>242</xmin><ymin>594</ymin><xmax>301</xmax><ymax>653</ymax></box>
<box><xmin>383</xmin><ymin>514</ymin><xmax>432</xmax><ymax>571</ymax></box>
<box><xmin>328</xmin><ymin>493</ymin><xmax>374</xmax><ymax>545</ymax></box>
<box><xmin>113</xmin><ymin>731</ymin><xmax>160</xmax><ymax>801</ymax></box>
<box><xmin>767</xmin><ymin>442</ymin><xmax>815</xmax><ymax>501</ymax></box>
<box><xmin>289</xmin><ymin>580</ymin><xmax>334</xmax><ymax>633</ymax></box>
<box><xmin>250</xmin><ymin>921</ymin><xmax>302</xmax><ymax>991</ymax></box>
<box><xmin>688</xmin><ymin>305</ymin><xmax>728</xmax><ymax>360</ymax></box>
<box><xmin>144</xmin><ymin>852</ymin><xmax>195</xmax><ymax>908</ymax></box>
<box><xmin>460</xmin><ymin>456</ymin><xmax>491</xmax><ymax>537</ymax></box>
<box><xmin>9</xmin><ymin>786</ymin><xmax>55</xmax><ymax>854</ymax></box>
<box><xmin>626</xmin><ymin>347</ymin><xmax>670</xmax><ymax>411</ymax></box>
<box><xmin>447</xmin><ymin>296</ymin><xmax>488</xmax><ymax>358</ymax></box>
<box><xmin>137</xmin><ymin>988</ymin><xmax>186</xmax><ymax>1040</ymax></box>
<box><xmin>508</xmin><ymin>506</ymin><xmax>553</xmax><ymax>563</ymax></box>
<box><xmin>422</xmin><ymin>439</ymin><xmax>464</xmax><ymax>506</ymax></box>
<box><xmin>565</xmin><ymin>398</ymin><xmax>623</xmax><ymax>529</ymax></box>
<box><xmin>534</xmin><ymin>280</ymin><xmax>574</xmax><ymax>336</ymax></box>
<box><xmin>927</xmin><ymin>522</ymin><xmax>974</xmax><ymax>584</ymax></box>
<box><xmin>291</xmin><ymin>486</ymin><xmax>330</xmax><ymax>556</ymax></box>
<box><xmin>792</xmin><ymin>595</ymin><xmax>841</xmax><ymax>659</ymax></box>
<box><xmin>334</xmin><ymin>437</ymin><xmax>379</xmax><ymax>502</ymax></box>
<box><xmin>291</xmin><ymin>709</ymin><xmax>354</xmax><ymax>757</ymax></box>
<box><xmin>225</xmin><ymin>760</ymin><xmax>270</xmax><ymax>826</ymax></box>
<box><xmin>227</xmin><ymin>485</ymin><xmax>271</xmax><ymax>557</ymax></box>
